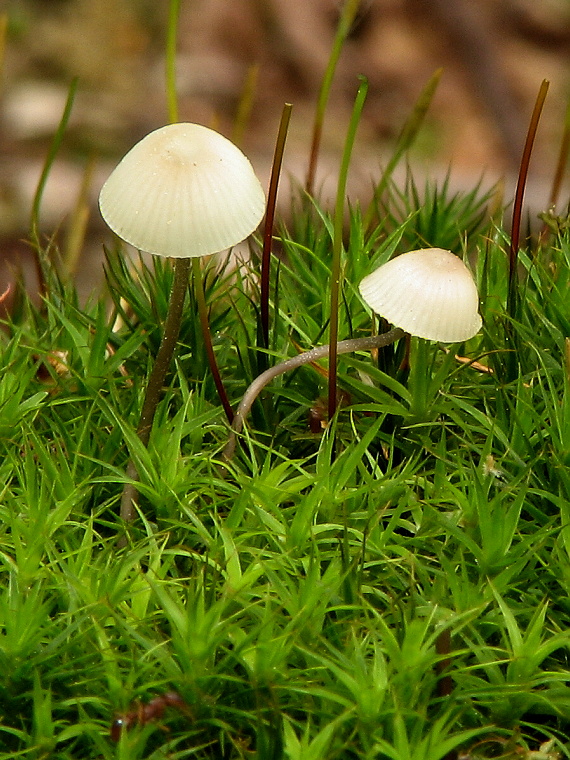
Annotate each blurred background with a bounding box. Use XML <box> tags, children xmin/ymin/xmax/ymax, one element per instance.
<box><xmin>1</xmin><ymin>0</ymin><xmax>570</xmax><ymax>296</ymax></box>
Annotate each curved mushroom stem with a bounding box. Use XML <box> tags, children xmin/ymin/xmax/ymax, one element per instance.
<box><xmin>223</xmin><ymin>327</ymin><xmax>405</xmax><ymax>460</ymax></box>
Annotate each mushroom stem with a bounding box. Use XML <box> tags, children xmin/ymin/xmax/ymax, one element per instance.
<box><xmin>223</xmin><ymin>326</ymin><xmax>405</xmax><ymax>460</ymax></box>
<box><xmin>120</xmin><ymin>256</ymin><xmax>191</xmax><ymax>524</ymax></box>
<box><xmin>192</xmin><ymin>257</ymin><xmax>234</xmax><ymax>423</ymax></box>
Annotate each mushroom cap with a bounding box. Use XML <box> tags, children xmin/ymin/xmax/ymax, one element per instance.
<box><xmin>359</xmin><ymin>248</ymin><xmax>482</xmax><ymax>342</ymax></box>
<box><xmin>99</xmin><ymin>123</ymin><xmax>266</xmax><ymax>258</ymax></box>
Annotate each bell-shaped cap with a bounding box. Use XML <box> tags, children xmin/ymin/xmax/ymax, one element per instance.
<box><xmin>99</xmin><ymin>123</ymin><xmax>266</xmax><ymax>258</ymax></box>
<box><xmin>359</xmin><ymin>247</ymin><xmax>482</xmax><ymax>342</ymax></box>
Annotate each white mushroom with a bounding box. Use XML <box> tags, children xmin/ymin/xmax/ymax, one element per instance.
<box><xmin>99</xmin><ymin>123</ymin><xmax>266</xmax><ymax>524</ymax></box>
<box><xmin>224</xmin><ymin>248</ymin><xmax>482</xmax><ymax>460</ymax></box>
<box><xmin>359</xmin><ymin>247</ymin><xmax>482</xmax><ymax>343</ymax></box>
<box><xmin>99</xmin><ymin>122</ymin><xmax>266</xmax><ymax>258</ymax></box>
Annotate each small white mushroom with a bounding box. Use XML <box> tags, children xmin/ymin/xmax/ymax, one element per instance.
<box><xmin>99</xmin><ymin>123</ymin><xmax>266</xmax><ymax>525</ymax></box>
<box><xmin>99</xmin><ymin>122</ymin><xmax>266</xmax><ymax>258</ymax></box>
<box><xmin>359</xmin><ymin>247</ymin><xmax>482</xmax><ymax>343</ymax></box>
<box><xmin>224</xmin><ymin>248</ymin><xmax>482</xmax><ymax>460</ymax></box>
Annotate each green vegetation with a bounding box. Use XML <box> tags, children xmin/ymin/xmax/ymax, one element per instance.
<box><xmin>2</xmin><ymin>4</ymin><xmax>570</xmax><ymax>760</ymax></box>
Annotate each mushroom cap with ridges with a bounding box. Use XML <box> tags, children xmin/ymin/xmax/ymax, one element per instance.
<box><xmin>359</xmin><ymin>248</ymin><xmax>482</xmax><ymax>343</ymax></box>
<box><xmin>99</xmin><ymin>123</ymin><xmax>266</xmax><ymax>258</ymax></box>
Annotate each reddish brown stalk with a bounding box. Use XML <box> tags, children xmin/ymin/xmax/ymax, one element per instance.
<box><xmin>192</xmin><ymin>257</ymin><xmax>234</xmax><ymax>424</ymax></box>
<box><xmin>327</xmin><ymin>76</ymin><xmax>368</xmax><ymax>423</ymax></box>
<box><xmin>260</xmin><ymin>103</ymin><xmax>292</xmax><ymax>349</ymax></box>
<box><xmin>509</xmin><ymin>79</ymin><xmax>549</xmax><ymax>287</ymax></box>
<box><xmin>306</xmin><ymin>117</ymin><xmax>324</xmax><ymax>199</ymax></box>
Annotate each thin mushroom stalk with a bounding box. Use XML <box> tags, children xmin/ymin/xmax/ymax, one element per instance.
<box><xmin>223</xmin><ymin>327</ymin><xmax>405</xmax><ymax>460</ymax></box>
<box><xmin>120</xmin><ymin>256</ymin><xmax>190</xmax><ymax>524</ymax></box>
